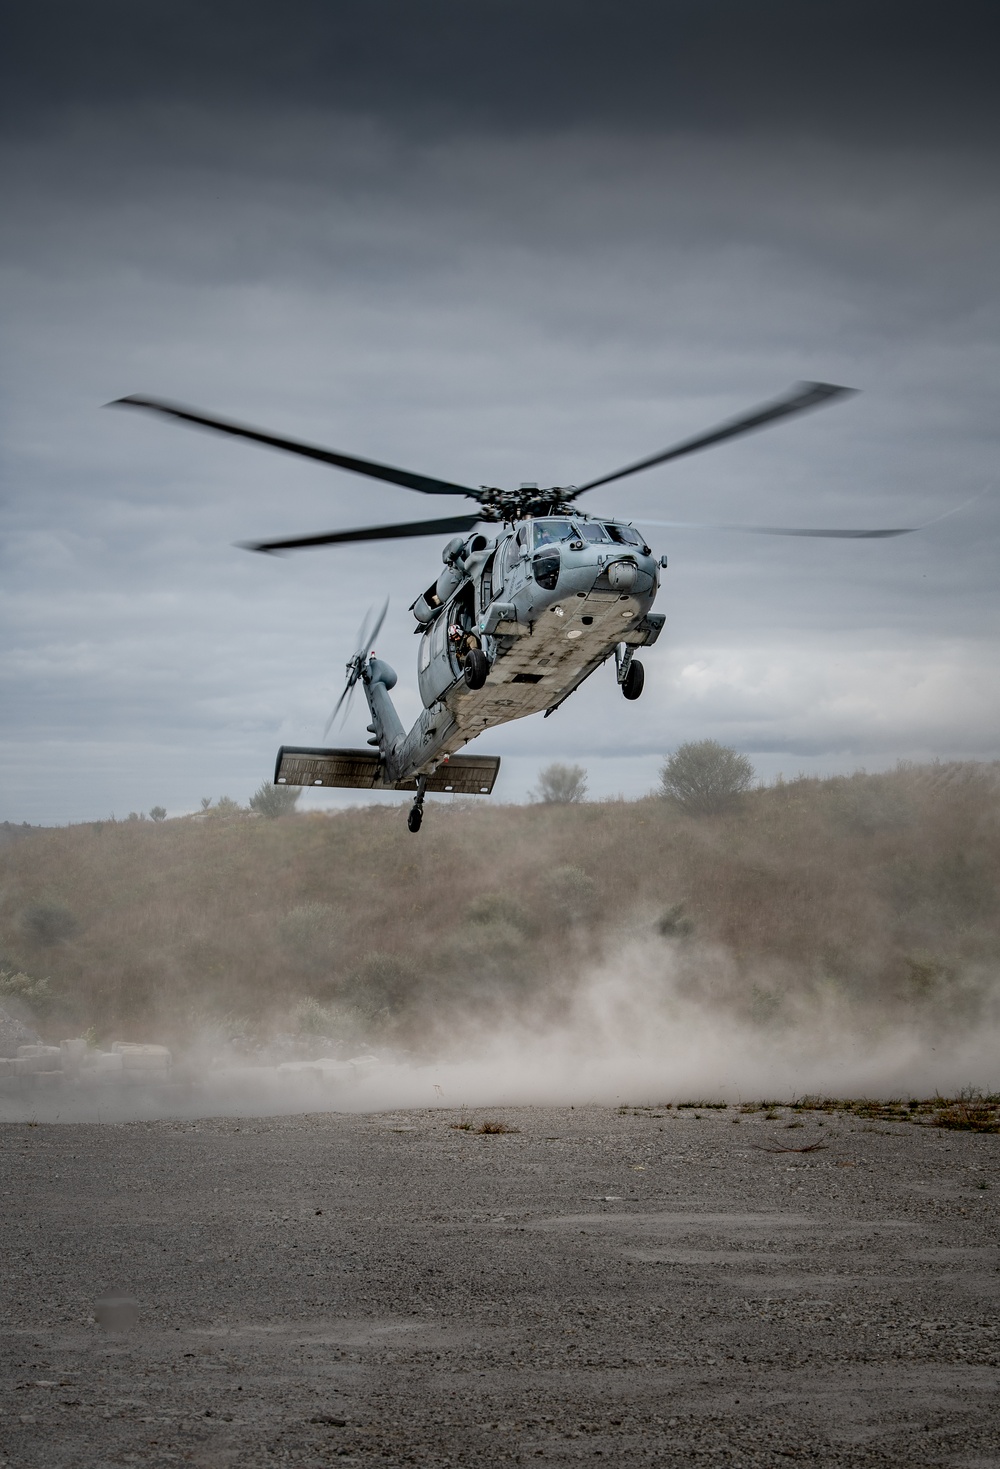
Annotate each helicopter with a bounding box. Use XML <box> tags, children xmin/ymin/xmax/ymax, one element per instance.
<box><xmin>111</xmin><ymin>381</ymin><xmax>916</xmax><ymax>832</ymax></box>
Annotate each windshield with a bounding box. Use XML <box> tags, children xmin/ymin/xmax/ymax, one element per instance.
<box><xmin>578</xmin><ymin>521</ymin><xmax>610</xmax><ymax>542</ymax></box>
<box><xmin>533</xmin><ymin>519</ymin><xmax>575</xmax><ymax>549</ymax></box>
<box><xmin>606</xmin><ymin>523</ymin><xmax>644</xmax><ymax>546</ymax></box>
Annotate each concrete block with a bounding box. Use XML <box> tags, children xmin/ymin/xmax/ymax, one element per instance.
<box><xmin>113</xmin><ymin>1043</ymin><xmax>172</xmax><ymax>1072</ymax></box>
<box><xmin>91</xmin><ymin>1052</ymin><xmax>124</xmax><ymax>1075</ymax></box>
<box><xmin>277</xmin><ymin>1062</ymin><xmax>324</xmax><ymax>1082</ymax></box>
<box><xmin>15</xmin><ymin>1045</ymin><xmax>61</xmax><ymax>1073</ymax></box>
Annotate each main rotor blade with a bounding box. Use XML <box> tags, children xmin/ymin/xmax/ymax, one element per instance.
<box><xmin>108</xmin><ymin>395</ymin><xmax>481</xmax><ymax>500</ymax></box>
<box><xmin>636</xmin><ymin>517</ymin><xmax>914</xmax><ymax>538</ymax></box>
<box><xmin>575</xmin><ymin>382</ymin><xmax>856</xmax><ymax>495</ymax></box>
<box><xmin>241</xmin><ymin>512</ymin><xmax>482</xmax><ymax>553</ymax></box>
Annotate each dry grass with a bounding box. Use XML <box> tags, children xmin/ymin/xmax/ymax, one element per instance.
<box><xmin>1</xmin><ymin>760</ymin><xmax>999</xmax><ymax>1053</ymax></box>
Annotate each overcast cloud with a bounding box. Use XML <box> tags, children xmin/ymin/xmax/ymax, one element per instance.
<box><xmin>2</xmin><ymin>1</ymin><xmax>999</xmax><ymax>823</ymax></box>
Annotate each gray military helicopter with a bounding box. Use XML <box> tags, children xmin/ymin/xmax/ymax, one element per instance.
<box><xmin>112</xmin><ymin>382</ymin><xmax>915</xmax><ymax>831</ymax></box>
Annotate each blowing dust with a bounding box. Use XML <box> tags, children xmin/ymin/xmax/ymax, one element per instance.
<box><xmin>3</xmin><ymin>935</ymin><xmax>998</xmax><ymax>1123</ymax></box>
<box><xmin>2</xmin><ymin>761</ymin><xmax>999</xmax><ymax>1122</ymax></box>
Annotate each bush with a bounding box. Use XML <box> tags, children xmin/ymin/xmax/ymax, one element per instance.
<box><xmin>249</xmin><ymin>781</ymin><xmax>301</xmax><ymax>819</ymax></box>
<box><xmin>149</xmin><ymin>806</ymin><xmax>167</xmax><ymax>822</ymax></box>
<box><xmin>465</xmin><ymin>892</ymin><xmax>533</xmax><ymax>933</ymax></box>
<box><xmin>277</xmin><ymin>903</ymin><xmax>343</xmax><ymax>977</ymax></box>
<box><xmin>541</xmin><ymin>865</ymin><xmax>596</xmax><ymax>924</ymax></box>
<box><xmin>659</xmin><ymin>740</ymin><xmax>755</xmax><ymax>815</ymax></box>
<box><xmin>532</xmin><ymin>762</ymin><xmax>588</xmax><ymax>804</ymax></box>
<box><xmin>657</xmin><ymin>902</ymin><xmax>694</xmax><ymax>938</ymax></box>
<box><xmin>290</xmin><ymin>996</ymin><xmax>369</xmax><ymax>1046</ymax></box>
<box><xmin>212</xmin><ymin>796</ymin><xmax>245</xmax><ymax>817</ymax></box>
<box><xmin>0</xmin><ymin>969</ymin><xmax>51</xmax><ymax>1013</ymax></box>
<box><xmin>22</xmin><ymin>901</ymin><xmax>80</xmax><ymax>946</ymax></box>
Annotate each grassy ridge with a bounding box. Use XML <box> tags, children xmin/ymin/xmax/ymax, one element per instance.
<box><xmin>2</xmin><ymin>761</ymin><xmax>1000</xmax><ymax>1048</ymax></box>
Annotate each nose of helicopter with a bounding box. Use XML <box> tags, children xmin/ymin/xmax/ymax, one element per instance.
<box><xmin>543</xmin><ymin>537</ymin><xmax>658</xmax><ymax>603</ymax></box>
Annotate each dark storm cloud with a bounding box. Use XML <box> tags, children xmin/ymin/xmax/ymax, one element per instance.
<box><xmin>3</xmin><ymin>0</ymin><xmax>1000</xmax><ymax>148</ymax></box>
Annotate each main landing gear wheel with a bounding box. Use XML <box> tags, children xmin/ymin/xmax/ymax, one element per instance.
<box><xmin>622</xmin><ymin>659</ymin><xmax>645</xmax><ymax>700</ymax></box>
<box><xmin>464</xmin><ymin>648</ymin><xmax>489</xmax><ymax>690</ymax></box>
<box><xmin>407</xmin><ymin>773</ymin><xmax>427</xmax><ymax>833</ymax></box>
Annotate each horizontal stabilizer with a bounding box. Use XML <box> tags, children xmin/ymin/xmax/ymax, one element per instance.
<box><xmin>274</xmin><ymin>746</ymin><xmax>501</xmax><ymax>795</ymax></box>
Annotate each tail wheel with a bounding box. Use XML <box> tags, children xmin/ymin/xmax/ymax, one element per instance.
<box><xmin>464</xmin><ymin>648</ymin><xmax>489</xmax><ymax>691</ymax></box>
<box><xmin>407</xmin><ymin>806</ymin><xmax>423</xmax><ymax>833</ymax></box>
<box><xmin>622</xmin><ymin>659</ymin><xmax>645</xmax><ymax>700</ymax></box>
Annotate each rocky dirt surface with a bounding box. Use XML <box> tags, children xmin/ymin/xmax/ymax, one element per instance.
<box><xmin>1</xmin><ymin>1103</ymin><xmax>999</xmax><ymax>1467</ymax></box>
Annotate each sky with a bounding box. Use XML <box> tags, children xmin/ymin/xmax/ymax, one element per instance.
<box><xmin>2</xmin><ymin>0</ymin><xmax>999</xmax><ymax>824</ymax></box>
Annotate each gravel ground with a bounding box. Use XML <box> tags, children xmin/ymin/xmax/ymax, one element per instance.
<box><xmin>1</xmin><ymin>1104</ymin><xmax>999</xmax><ymax>1467</ymax></box>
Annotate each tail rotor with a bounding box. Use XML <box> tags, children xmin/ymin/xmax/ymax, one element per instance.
<box><xmin>322</xmin><ymin>598</ymin><xmax>389</xmax><ymax>739</ymax></box>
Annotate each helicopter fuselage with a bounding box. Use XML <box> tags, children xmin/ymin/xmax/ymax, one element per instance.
<box><xmin>365</xmin><ymin>514</ymin><xmax>664</xmax><ymax>786</ymax></box>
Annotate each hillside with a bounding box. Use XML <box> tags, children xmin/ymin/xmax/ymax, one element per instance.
<box><xmin>2</xmin><ymin>763</ymin><xmax>1000</xmax><ymax>1063</ymax></box>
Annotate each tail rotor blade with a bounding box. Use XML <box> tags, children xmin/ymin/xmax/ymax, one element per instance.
<box><xmin>323</xmin><ymin>678</ymin><xmax>356</xmax><ymax>742</ymax></box>
<box><xmin>321</xmin><ymin>597</ymin><xmax>391</xmax><ymax>740</ymax></box>
<box><xmin>353</xmin><ymin>607</ymin><xmax>375</xmax><ymax>660</ymax></box>
<box><xmin>365</xmin><ymin>595</ymin><xmax>390</xmax><ymax>652</ymax></box>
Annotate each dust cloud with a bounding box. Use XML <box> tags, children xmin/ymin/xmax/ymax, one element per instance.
<box><xmin>4</xmin><ymin>765</ymin><xmax>1000</xmax><ymax>1122</ymax></box>
<box><xmin>3</xmin><ymin>936</ymin><xmax>997</xmax><ymax>1123</ymax></box>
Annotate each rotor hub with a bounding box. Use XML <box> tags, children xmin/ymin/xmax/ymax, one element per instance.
<box><xmin>477</xmin><ymin>486</ymin><xmax>578</xmax><ymax>522</ymax></box>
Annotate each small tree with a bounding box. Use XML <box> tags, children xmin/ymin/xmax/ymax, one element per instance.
<box><xmin>200</xmin><ymin>797</ymin><xmax>213</xmax><ymax>812</ymax></box>
<box><xmin>249</xmin><ymin>781</ymin><xmax>301</xmax><ymax>819</ymax></box>
<box><xmin>532</xmin><ymin>762</ymin><xmax>588</xmax><ymax>804</ymax></box>
<box><xmin>660</xmin><ymin>740</ymin><xmax>755</xmax><ymax>815</ymax></box>
<box><xmin>149</xmin><ymin>806</ymin><xmax>167</xmax><ymax>822</ymax></box>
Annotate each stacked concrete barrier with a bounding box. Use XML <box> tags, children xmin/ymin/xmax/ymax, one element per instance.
<box><xmin>0</xmin><ymin>1040</ymin><xmax>173</xmax><ymax>1090</ymax></box>
<box><xmin>15</xmin><ymin>1043</ymin><xmax>62</xmax><ymax>1074</ymax></box>
<box><xmin>111</xmin><ymin>1043</ymin><xmax>172</xmax><ymax>1077</ymax></box>
<box><xmin>60</xmin><ymin>1038</ymin><xmax>87</xmax><ymax>1076</ymax></box>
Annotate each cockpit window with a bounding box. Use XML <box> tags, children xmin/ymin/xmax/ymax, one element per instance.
<box><xmin>533</xmin><ymin>519</ymin><xmax>575</xmax><ymax>549</ymax></box>
<box><xmin>606</xmin><ymin>523</ymin><xmax>644</xmax><ymax>547</ymax></box>
<box><xmin>578</xmin><ymin>521</ymin><xmax>611</xmax><ymax>542</ymax></box>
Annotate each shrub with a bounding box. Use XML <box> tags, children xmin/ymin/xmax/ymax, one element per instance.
<box><xmin>660</xmin><ymin>740</ymin><xmax>755</xmax><ymax>815</ymax></box>
<box><xmin>657</xmin><ymin>903</ymin><xmax>693</xmax><ymax>938</ymax></box>
<box><xmin>149</xmin><ymin>806</ymin><xmax>167</xmax><ymax>822</ymax></box>
<box><xmin>436</xmin><ymin>920</ymin><xmax>527</xmax><ymax>990</ymax></box>
<box><xmin>541</xmin><ymin>865</ymin><xmax>596</xmax><ymax>924</ymax></box>
<box><xmin>22</xmin><ymin>901</ymin><xmax>80</xmax><ymax>946</ymax></box>
<box><xmin>290</xmin><ymin>996</ymin><xmax>369</xmax><ymax>1046</ymax></box>
<box><xmin>465</xmin><ymin>891</ymin><xmax>533</xmax><ymax>933</ymax></box>
<box><xmin>277</xmin><ymin>903</ymin><xmax>344</xmax><ymax>976</ymax></box>
<box><xmin>532</xmin><ymin>762</ymin><xmax>588</xmax><ymax>804</ymax></box>
<box><xmin>249</xmin><ymin>781</ymin><xmax>301</xmax><ymax>819</ymax></box>
<box><xmin>212</xmin><ymin>796</ymin><xmax>245</xmax><ymax>817</ymax></box>
<box><xmin>0</xmin><ymin>969</ymin><xmax>52</xmax><ymax>1014</ymax></box>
